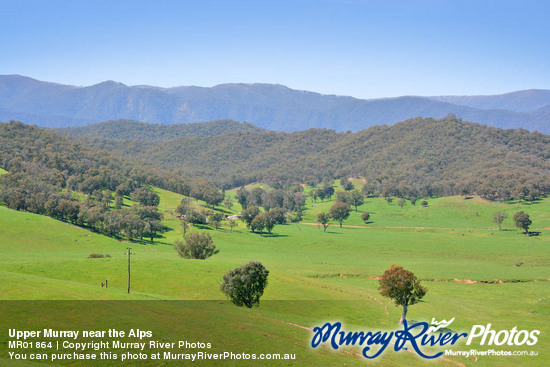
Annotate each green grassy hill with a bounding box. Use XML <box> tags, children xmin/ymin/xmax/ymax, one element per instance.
<box><xmin>1</xmin><ymin>187</ymin><xmax>548</xmax><ymax>366</ymax></box>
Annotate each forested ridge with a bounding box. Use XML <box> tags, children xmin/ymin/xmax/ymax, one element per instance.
<box><xmin>0</xmin><ymin>121</ymin><xmax>225</xmax><ymax>239</ymax></box>
<box><xmin>68</xmin><ymin>116</ymin><xmax>550</xmax><ymax>201</ymax></box>
<box><xmin>56</xmin><ymin>119</ymin><xmax>265</xmax><ymax>141</ymax></box>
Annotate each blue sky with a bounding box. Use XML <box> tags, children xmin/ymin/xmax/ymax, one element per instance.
<box><xmin>1</xmin><ymin>0</ymin><xmax>549</xmax><ymax>98</ymax></box>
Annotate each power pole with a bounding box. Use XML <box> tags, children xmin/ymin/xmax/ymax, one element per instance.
<box><xmin>125</xmin><ymin>247</ymin><xmax>135</xmax><ymax>294</ymax></box>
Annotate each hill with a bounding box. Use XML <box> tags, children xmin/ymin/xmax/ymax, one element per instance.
<box><xmin>1</xmin><ymin>75</ymin><xmax>549</xmax><ymax>133</ymax></box>
<box><xmin>71</xmin><ymin>116</ymin><xmax>550</xmax><ymax>201</ymax></box>
<box><xmin>57</xmin><ymin>119</ymin><xmax>266</xmax><ymax>140</ymax></box>
<box><xmin>430</xmin><ymin>89</ymin><xmax>550</xmax><ymax>112</ymax></box>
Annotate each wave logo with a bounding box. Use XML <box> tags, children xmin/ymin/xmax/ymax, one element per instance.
<box><xmin>310</xmin><ymin>319</ymin><xmax>467</xmax><ymax>359</ymax></box>
<box><xmin>427</xmin><ymin>317</ymin><xmax>455</xmax><ymax>333</ymax></box>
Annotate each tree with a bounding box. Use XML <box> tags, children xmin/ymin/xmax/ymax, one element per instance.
<box><xmin>264</xmin><ymin>189</ymin><xmax>285</xmax><ymax>211</ymax></box>
<box><xmin>329</xmin><ymin>202</ymin><xmax>351</xmax><ymax>228</ymax></box>
<box><xmin>385</xmin><ymin>196</ymin><xmax>393</xmax><ymax>205</ymax></box>
<box><xmin>361</xmin><ymin>211</ymin><xmax>370</xmax><ymax>223</ymax></box>
<box><xmin>322</xmin><ymin>184</ymin><xmax>335</xmax><ymax>200</ymax></box>
<box><xmin>250</xmin><ymin>214</ymin><xmax>266</xmax><ymax>235</ymax></box>
<box><xmin>397</xmin><ymin>198</ymin><xmax>406</xmax><ymax>208</ymax></box>
<box><xmin>235</xmin><ymin>187</ymin><xmax>249</xmax><ymax>209</ymax></box>
<box><xmin>176</xmin><ymin>197</ymin><xmax>193</xmax><ymax>216</ymax></box>
<box><xmin>131</xmin><ymin>188</ymin><xmax>160</xmax><ymax>207</ymax></box>
<box><xmin>228</xmin><ymin>219</ymin><xmax>237</xmax><ymax>232</ymax></box>
<box><xmin>114</xmin><ymin>193</ymin><xmax>123</xmax><ymax>209</ymax></box>
<box><xmin>203</xmin><ymin>187</ymin><xmax>225</xmax><ymax>209</ymax></box>
<box><xmin>420</xmin><ymin>200</ymin><xmax>428</xmax><ymax>207</ymax></box>
<box><xmin>249</xmin><ymin>187</ymin><xmax>266</xmax><ymax>207</ymax></box>
<box><xmin>335</xmin><ymin>191</ymin><xmax>351</xmax><ymax>203</ymax></box>
<box><xmin>350</xmin><ymin>190</ymin><xmax>365</xmax><ymax>212</ymax></box>
<box><xmin>513</xmin><ymin>211</ymin><xmax>532</xmax><ymax>234</ymax></box>
<box><xmin>144</xmin><ymin>220</ymin><xmax>163</xmax><ymax>242</ymax></box>
<box><xmin>241</xmin><ymin>206</ymin><xmax>260</xmax><ymax>228</ymax></box>
<box><xmin>115</xmin><ymin>183</ymin><xmax>131</xmax><ymax>197</ymax></box>
<box><xmin>175</xmin><ymin>232</ymin><xmax>218</xmax><ymax>259</ymax></box>
<box><xmin>220</xmin><ymin>261</ymin><xmax>269</xmax><ymax>308</ymax></box>
<box><xmin>493</xmin><ymin>211</ymin><xmax>508</xmax><ymax>230</ymax></box>
<box><xmin>187</xmin><ymin>210</ymin><xmax>207</xmax><ymax>225</ymax></box>
<box><xmin>378</xmin><ymin>265</ymin><xmax>427</xmax><ymax>324</ymax></box>
<box><xmin>263</xmin><ymin>212</ymin><xmax>278</xmax><ymax>235</ymax></box>
<box><xmin>410</xmin><ymin>197</ymin><xmax>417</xmax><ymax>206</ymax></box>
<box><xmin>340</xmin><ymin>178</ymin><xmax>354</xmax><ymax>191</ymax></box>
<box><xmin>317</xmin><ymin>212</ymin><xmax>330</xmax><ymax>232</ymax></box>
<box><xmin>224</xmin><ymin>197</ymin><xmax>234</xmax><ymax>210</ymax></box>
<box><xmin>269</xmin><ymin>207</ymin><xmax>287</xmax><ymax>224</ymax></box>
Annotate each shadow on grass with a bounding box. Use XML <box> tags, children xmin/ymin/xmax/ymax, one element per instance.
<box><xmin>192</xmin><ymin>224</ymin><xmax>213</xmax><ymax>230</ymax></box>
<box><xmin>212</xmin><ymin>207</ymin><xmax>232</xmax><ymax>214</ymax></box>
<box><xmin>263</xmin><ymin>233</ymin><xmax>289</xmax><ymax>238</ymax></box>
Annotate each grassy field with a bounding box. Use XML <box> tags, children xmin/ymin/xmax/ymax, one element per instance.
<box><xmin>0</xmin><ymin>186</ymin><xmax>548</xmax><ymax>366</ymax></box>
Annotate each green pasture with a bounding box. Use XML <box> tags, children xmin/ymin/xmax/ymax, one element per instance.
<box><xmin>0</xmin><ymin>186</ymin><xmax>548</xmax><ymax>366</ymax></box>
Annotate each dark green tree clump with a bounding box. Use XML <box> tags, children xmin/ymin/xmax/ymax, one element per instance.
<box><xmin>175</xmin><ymin>232</ymin><xmax>218</xmax><ymax>259</ymax></box>
<box><xmin>513</xmin><ymin>211</ymin><xmax>532</xmax><ymax>234</ymax></box>
<box><xmin>131</xmin><ymin>188</ymin><xmax>160</xmax><ymax>207</ymax></box>
<box><xmin>361</xmin><ymin>211</ymin><xmax>370</xmax><ymax>223</ymax></box>
<box><xmin>220</xmin><ymin>261</ymin><xmax>269</xmax><ymax>308</ymax></box>
<box><xmin>378</xmin><ymin>264</ymin><xmax>427</xmax><ymax>324</ymax></box>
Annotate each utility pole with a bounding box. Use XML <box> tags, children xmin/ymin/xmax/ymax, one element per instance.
<box><xmin>125</xmin><ymin>247</ymin><xmax>135</xmax><ymax>294</ymax></box>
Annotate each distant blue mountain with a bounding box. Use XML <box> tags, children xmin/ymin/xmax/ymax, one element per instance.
<box><xmin>0</xmin><ymin>75</ymin><xmax>548</xmax><ymax>133</ymax></box>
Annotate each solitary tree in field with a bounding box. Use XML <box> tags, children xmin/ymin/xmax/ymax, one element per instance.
<box><xmin>513</xmin><ymin>211</ymin><xmax>532</xmax><ymax>235</ymax></box>
<box><xmin>420</xmin><ymin>200</ymin><xmax>428</xmax><ymax>207</ymax></box>
<box><xmin>317</xmin><ymin>212</ymin><xmax>331</xmax><ymax>232</ymax></box>
<box><xmin>397</xmin><ymin>198</ymin><xmax>406</xmax><ymax>208</ymax></box>
<box><xmin>329</xmin><ymin>202</ymin><xmax>351</xmax><ymax>228</ymax></box>
<box><xmin>410</xmin><ymin>197</ymin><xmax>417</xmax><ymax>206</ymax></box>
<box><xmin>361</xmin><ymin>211</ymin><xmax>370</xmax><ymax>223</ymax></box>
<box><xmin>220</xmin><ymin>261</ymin><xmax>269</xmax><ymax>308</ymax></box>
<box><xmin>378</xmin><ymin>264</ymin><xmax>427</xmax><ymax>324</ymax></box>
<box><xmin>493</xmin><ymin>211</ymin><xmax>507</xmax><ymax>230</ymax></box>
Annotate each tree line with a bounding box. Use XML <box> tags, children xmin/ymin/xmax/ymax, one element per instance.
<box><xmin>67</xmin><ymin>116</ymin><xmax>550</xmax><ymax>202</ymax></box>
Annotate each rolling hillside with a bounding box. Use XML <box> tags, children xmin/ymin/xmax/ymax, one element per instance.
<box><xmin>68</xmin><ymin>116</ymin><xmax>550</xmax><ymax>199</ymax></box>
<box><xmin>57</xmin><ymin>119</ymin><xmax>265</xmax><ymax>140</ymax></box>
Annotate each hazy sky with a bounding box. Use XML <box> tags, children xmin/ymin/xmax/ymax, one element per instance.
<box><xmin>2</xmin><ymin>0</ymin><xmax>549</xmax><ymax>98</ymax></box>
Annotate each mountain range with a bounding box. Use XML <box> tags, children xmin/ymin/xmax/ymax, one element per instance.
<box><xmin>0</xmin><ymin>75</ymin><xmax>548</xmax><ymax>133</ymax></box>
